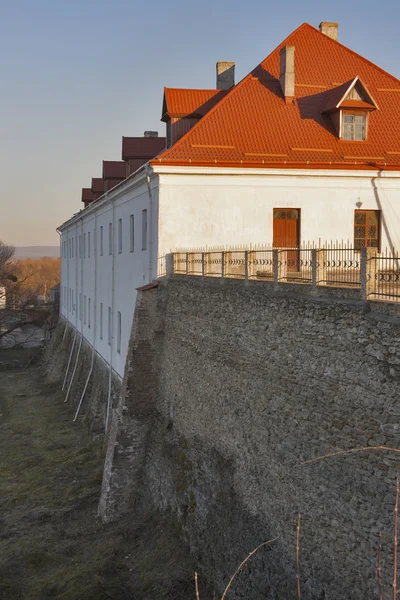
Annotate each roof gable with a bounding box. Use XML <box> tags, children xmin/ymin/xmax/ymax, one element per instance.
<box><xmin>162</xmin><ymin>88</ymin><xmax>228</xmax><ymax>121</ymax></box>
<box><xmin>155</xmin><ymin>23</ymin><xmax>400</xmax><ymax>168</ymax></box>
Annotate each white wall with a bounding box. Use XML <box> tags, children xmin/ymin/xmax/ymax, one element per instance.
<box><xmin>59</xmin><ymin>170</ymin><xmax>159</xmax><ymax>378</ymax></box>
<box><xmin>156</xmin><ymin>167</ymin><xmax>400</xmax><ymax>254</ymax></box>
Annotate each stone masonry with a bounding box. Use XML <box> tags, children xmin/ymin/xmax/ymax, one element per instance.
<box><xmin>98</xmin><ymin>276</ymin><xmax>400</xmax><ymax>598</ymax></box>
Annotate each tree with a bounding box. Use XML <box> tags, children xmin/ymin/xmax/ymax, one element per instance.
<box><xmin>0</xmin><ymin>242</ymin><xmax>59</xmax><ymax>349</ymax></box>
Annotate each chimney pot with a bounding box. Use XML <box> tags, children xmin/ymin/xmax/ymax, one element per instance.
<box><xmin>216</xmin><ymin>62</ymin><xmax>235</xmax><ymax>90</ymax></box>
<box><xmin>319</xmin><ymin>22</ymin><xmax>339</xmax><ymax>40</ymax></box>
<box><xmin>144</xmin><ymin>131</ymin><xmax>158</xmax><ymax>138</ymax></box>
<box><xmin>280</xmin><ymin>46</ymin><xmax>295</xmax><ymax>101</ymax></box>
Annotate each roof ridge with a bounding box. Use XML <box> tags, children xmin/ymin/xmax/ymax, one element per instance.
<box><xmin>308</xmin><ymin>23</ymin><xmax>400</xmax><ymax>86</ymax></box>
<box><xmin>157</xmin><ymin>23</ymin><xmax>310</xmax><ymax>160</ymax></box>
<box><xmin>164</xmin><ymin>87</ymin><xmax>222</xmax><ymax>93</ymax></box>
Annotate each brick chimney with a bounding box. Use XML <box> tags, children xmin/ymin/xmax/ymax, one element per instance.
<box><xmin>144</xmin><ymin>131</ymin><xmax>158</xmax><ymax>138</ymax></box>
<box><xmin>279</xmin><ymin>46</ymin><xmax>295</xmax><ymax>102</ymax></box>
<box><xmin>319</xmin><ymin>22</ymin><xmax>338</xmax><ymax>41</ymax></box>
<box><xmin>216</xmin><ymin>62</ymin><xmax>235</xmax><ymax>90</ymax></box>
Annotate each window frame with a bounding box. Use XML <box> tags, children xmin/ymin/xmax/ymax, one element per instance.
<box><xmin>354</xmin><ymin>209</ymin><xmax>381</xmax><ymax>251</ymax></box>
<box><xmin>142</xmin><ymin>209</ymin><xmax>147</xmax><ymax>251</ymax></box>
<box><xmin>341</xmin><ymin>110</ymin><xmax>368</xmax><ymax>141</ymax></box>
<box><xmin>118</xmin><ymin>218</ymin><xmax>122</xmax><ymax>254</ymax></box>
<box><xmin>130</xmin><ymin>214</ymin><xmax>135</xmax><ymax>252</ymax></box>
<box><xmin>109</xmin><ymin>222</ymin><xmax>113</xmax><ymax>255</ymax></box>
<box><xmin>100</xmin><ymin>303</ymin><xmax>103</xmax><ymax>340</ymax></box>
<box><xmin>117</xmin><ymin>311</ymin><xmax>121</xmax><ymax>354</ymax></box>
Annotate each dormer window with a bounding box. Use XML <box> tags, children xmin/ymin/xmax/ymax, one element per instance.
<box><xmin>343</xmin><ymin>112</ymin><xmax>367</xmax><ymax>140</ymax></box>
<box><xmin>322</xmin><ymin>76</ymin><xmax>378</xmax><ymax>141</ymax></box>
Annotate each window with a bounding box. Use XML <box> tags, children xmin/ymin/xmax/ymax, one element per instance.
<box><xmin>88</xmin><ymin>232</ymin><xmax>91</xmax><ymax>258</ymax></box>
<box><xmin>342</xmin><ymin>112</ymin><xmax>366</xmax><ymax>141</ymax></box>
<box><xmin>100</xmin><ymin>303</ymin><xmax>103</xmax><ymax>340</ymax></box>
<box><xmin>72</xmin><ymin>238</ymin><xmax>74</xmax><ymax>258</ymax></box>
<box><xmin>108</xmin><ymin>306</ymin><xmax>112</xmax><ymax>345</ymax></box>
<box><xmin>79</xmin><ymin>293</ymin><xmax>82</xmax><ymax>320</ymax></box>
<box><xmin>118</xmin><ymin>218</ymin><xmax>122</xmax><ymax>254</ymax></box>
<box><xmin>100</xmin><ymin>226</ymin><xmax>104</xmax><ymax>256</ymax></box>
<box><xmin>83</xmin><ymin>233</ymin><xmax>86</xmax><ymax>258</ymax></box>
<box><xmin>117</xmin><ymin>311</ymin><xmax>121</xmax><ymax>353</ymax></box>
<box><xmin>84</xmin><ymin>295</ymin><xmax>86</xmax><ymax>324</ymax></box>
<box><xmin>130</xmin><ymin>215</ymin><xmax>134</xmax><ymax>252</ymax></box>
<box><xmin>109</xmin><ymin>222</ymin><xmax>113</xmax><ymax>255</ymax></box>
<box><xmin>354</xmin><ymin>210</ymin><xmax>380</xmax><ymax>249</ymax></box>
<box><xmin>88</xmin><ymin>297</ymin><xmax>91</xmax><ymax>328</ymax></box>
<box><xmin>79</xmin><ymin>235</ymin><xmax>82</xmax><ymax>258</ymax></box>
<box><xmin>142</xmin><ymin>209</ymin><xmax>147</xmax><ymax>251</ymax></box>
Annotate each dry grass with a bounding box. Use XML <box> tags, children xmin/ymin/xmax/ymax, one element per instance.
<box><xmin>0</xmin><ymin>351</ymin><xmax>204</xmax><ymax>600</ymax></box>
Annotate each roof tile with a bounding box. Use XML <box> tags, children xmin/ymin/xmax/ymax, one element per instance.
<box><xmin>155</xmin><ymin>23</ymin><xmax>400</xmax><ymax>168</ymax></box>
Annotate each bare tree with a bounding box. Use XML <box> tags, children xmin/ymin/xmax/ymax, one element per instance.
<box><xmin>0</xmin><ymin>242</ymin><xmax>58</xmax><ymax>349</ymax></box>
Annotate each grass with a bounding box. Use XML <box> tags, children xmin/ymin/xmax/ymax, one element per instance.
<box><xmin>0</xmin><ymin>350</ymin><xmax>204</xmax><ymax>600</ymax></box>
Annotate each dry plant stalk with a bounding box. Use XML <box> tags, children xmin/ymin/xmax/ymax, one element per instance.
<box><xmin>303</xmin><ymin>446</ymin><xmax>400</xmax><ymax>465</ymax></box>
<box><xmin>394</xmin><ymin>479</ymin><xmax>399</xmax><ymax>600</ymax></box>
<box><xmin>378</xmin><ymin>531</ymin><xmax>383</xmax><ymax>600</ymax></box>
<box><xmin>220</xmin><ymin>537</ymin><xmax>278</xmax><ymax>600</ymax></box>
<box><xmin>195</xmin><ymin>572</ymin><xmax>200</xmax><ymax>600</ymax></box>
<box><xmin>296</xmin><ymin>513</ymin><xmax>301</xmax><ymax>600</ymax></box>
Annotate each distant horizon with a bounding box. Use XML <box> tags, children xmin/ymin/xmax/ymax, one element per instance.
<box><xmin>14</xmin><ymin>246</ymin><xmax>60</xmax><ymax>259</ymax></box>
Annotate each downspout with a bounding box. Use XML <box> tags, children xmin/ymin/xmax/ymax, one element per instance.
<box><xmin>105</xmin><ymin>193</ymin><xmax>115</xmax><ymax>432</ymax></box>
<box><xmin>74</xmin><ymin>212</ymin><xmax>97</xmax><ymax>422</ymax></box>
<box><xmin>145</xmin><ymin>165</ymin><xmax>154</xmax><ymax>283</ymax></box>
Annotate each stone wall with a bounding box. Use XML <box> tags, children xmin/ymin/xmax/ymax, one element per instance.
<box><xmin>101</xmin><ymin>276</ymin><xmax>400</xmax><ymax>599</ymax></box>
<box><xmin>43</xmin><ymin>319</ymin><xmax>121</xmax><ymax>436</ymax></box>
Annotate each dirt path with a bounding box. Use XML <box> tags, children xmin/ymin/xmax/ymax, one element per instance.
<box><xmin>0</xmin><ymin>352</ymin><xmax>203</xmax><ymax>600</ymax></box>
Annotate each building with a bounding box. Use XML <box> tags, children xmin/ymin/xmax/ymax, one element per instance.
<box><xmin>58</xmin><ymin>21</ymin><xmax>400</xmax><ymax>377</ymax></box>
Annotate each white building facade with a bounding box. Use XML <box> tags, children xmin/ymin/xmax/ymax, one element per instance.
<box><xmin>58</xmin><ymin>20</ymin><xmax>400</xmax><ymax>378</ymax></box>
<box><xmin>59</xmin><ymin>164</ymin><xmax>400</xmax><ymax>378</ymax></box>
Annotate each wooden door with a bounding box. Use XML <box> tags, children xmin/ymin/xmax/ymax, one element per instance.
<box><xmin>273</xmin><ymin>209</ymin><xmax>300</xmax><ymax>271</ymax></box>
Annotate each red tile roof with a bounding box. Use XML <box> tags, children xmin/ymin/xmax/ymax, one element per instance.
<box><xmin>162</xmin><ymin>88</ymin><xmax>228</xmax><ymax>120</ymax></box>
<box><xmin>154</xmin><ymin>23</ymin><xmax>400</xmax><ymax>170</ymax></box>
<box><xmin>91</xmin><ymin>178</ymin><xmax>105</xmax><ymax>193</ymax></box>
<box><xmin>82</xmin><ymin>188</ymin><xmax>94</xmax><ymax>203</ymax></box>
<box><xmin>103</xmin><ymin>160</ymin><xmax>126</xmax><ymax>180</ymax></box>
<box><xmin>122</xmin><ymin>137</ymin><xmax>166</xmax><ymax>160</ymax></box>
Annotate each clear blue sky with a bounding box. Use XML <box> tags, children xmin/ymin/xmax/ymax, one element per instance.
<box><xmin>1</xmin><ymin>0</ymin><xmax>399</xmax><ymax>246</ymax></box>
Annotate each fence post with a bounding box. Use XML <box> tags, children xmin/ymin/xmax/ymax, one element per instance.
<box><xmin>166</xmin><ymin>253</ymin><xmax>174</xmax><ymax>276</ymax></box>
<box><xmin>274</xmin><ymin>249</ymin><xmax>287</xmax><ymax>286</ymax></box>
<box><xmin>244</xmin><ymin>251</ymin><xmax>249</xmax><ymax>282</ymax></box>
<box><xmin>185</xmin><ymin>253</ymin><xmax>189</xmax><ymax>275</ymax></box>
<box><xmin>366</xmin><ymin>247</ymin><xmax>378</xmax><ymax>298</ymax></box>
<box><xmin>273</xmin><ymin>249</ymin><xmax>279</xmax><ymax>286</ymax></box>
<box><xmin>360</xmin><ymin>248</ymin><xmax>368</xmax><ymax>299</ymax></box>
<box><xmin>201</xmin><ymin>252</ymin><xmax>205</xmax><ymax>277</ymax></box>
<box><xmin>221</xmin><ymin>251</ymin><xmax>225</xmax><ymax>278</ymax></box>
<box><xmin>311</xmin><ymin>248</ymin><xmax>317</xmax><ymax>290</ymax></box>
<box><xmin>248</xmin><ymin>251</ymin><xmax>256</xmax><ymax>279</ymax></box>
<box><xmin>316</xmin><ymin>249</ymin><xmax>326</xmax><ymax>288</ymax></box>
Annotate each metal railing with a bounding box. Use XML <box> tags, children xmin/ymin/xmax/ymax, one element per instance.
<box><xmin>161</xmin><ymin>244</ymin><xmax>400</xmax><ymax>303</ymax></box>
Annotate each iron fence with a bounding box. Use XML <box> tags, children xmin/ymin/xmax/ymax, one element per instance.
<box><xmin>162</xmin><ymin>244</ymin><xmax>400</xmax><ymax>303</ymax></box>
<box><xmin>368</xmin><ymin>249</ymin><xmax>400</xmax><ymax>301</ymax></box>
<box><xmin>318</xmin><ymin>244</ymin><xmax>361</xmax><ymax>287</ymax></box>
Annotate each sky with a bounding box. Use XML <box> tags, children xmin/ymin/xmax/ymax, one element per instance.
<box><xmin>0</xmin><ymin>0</ymin><xmax>399</xmax><ymax>247</ymax></box>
